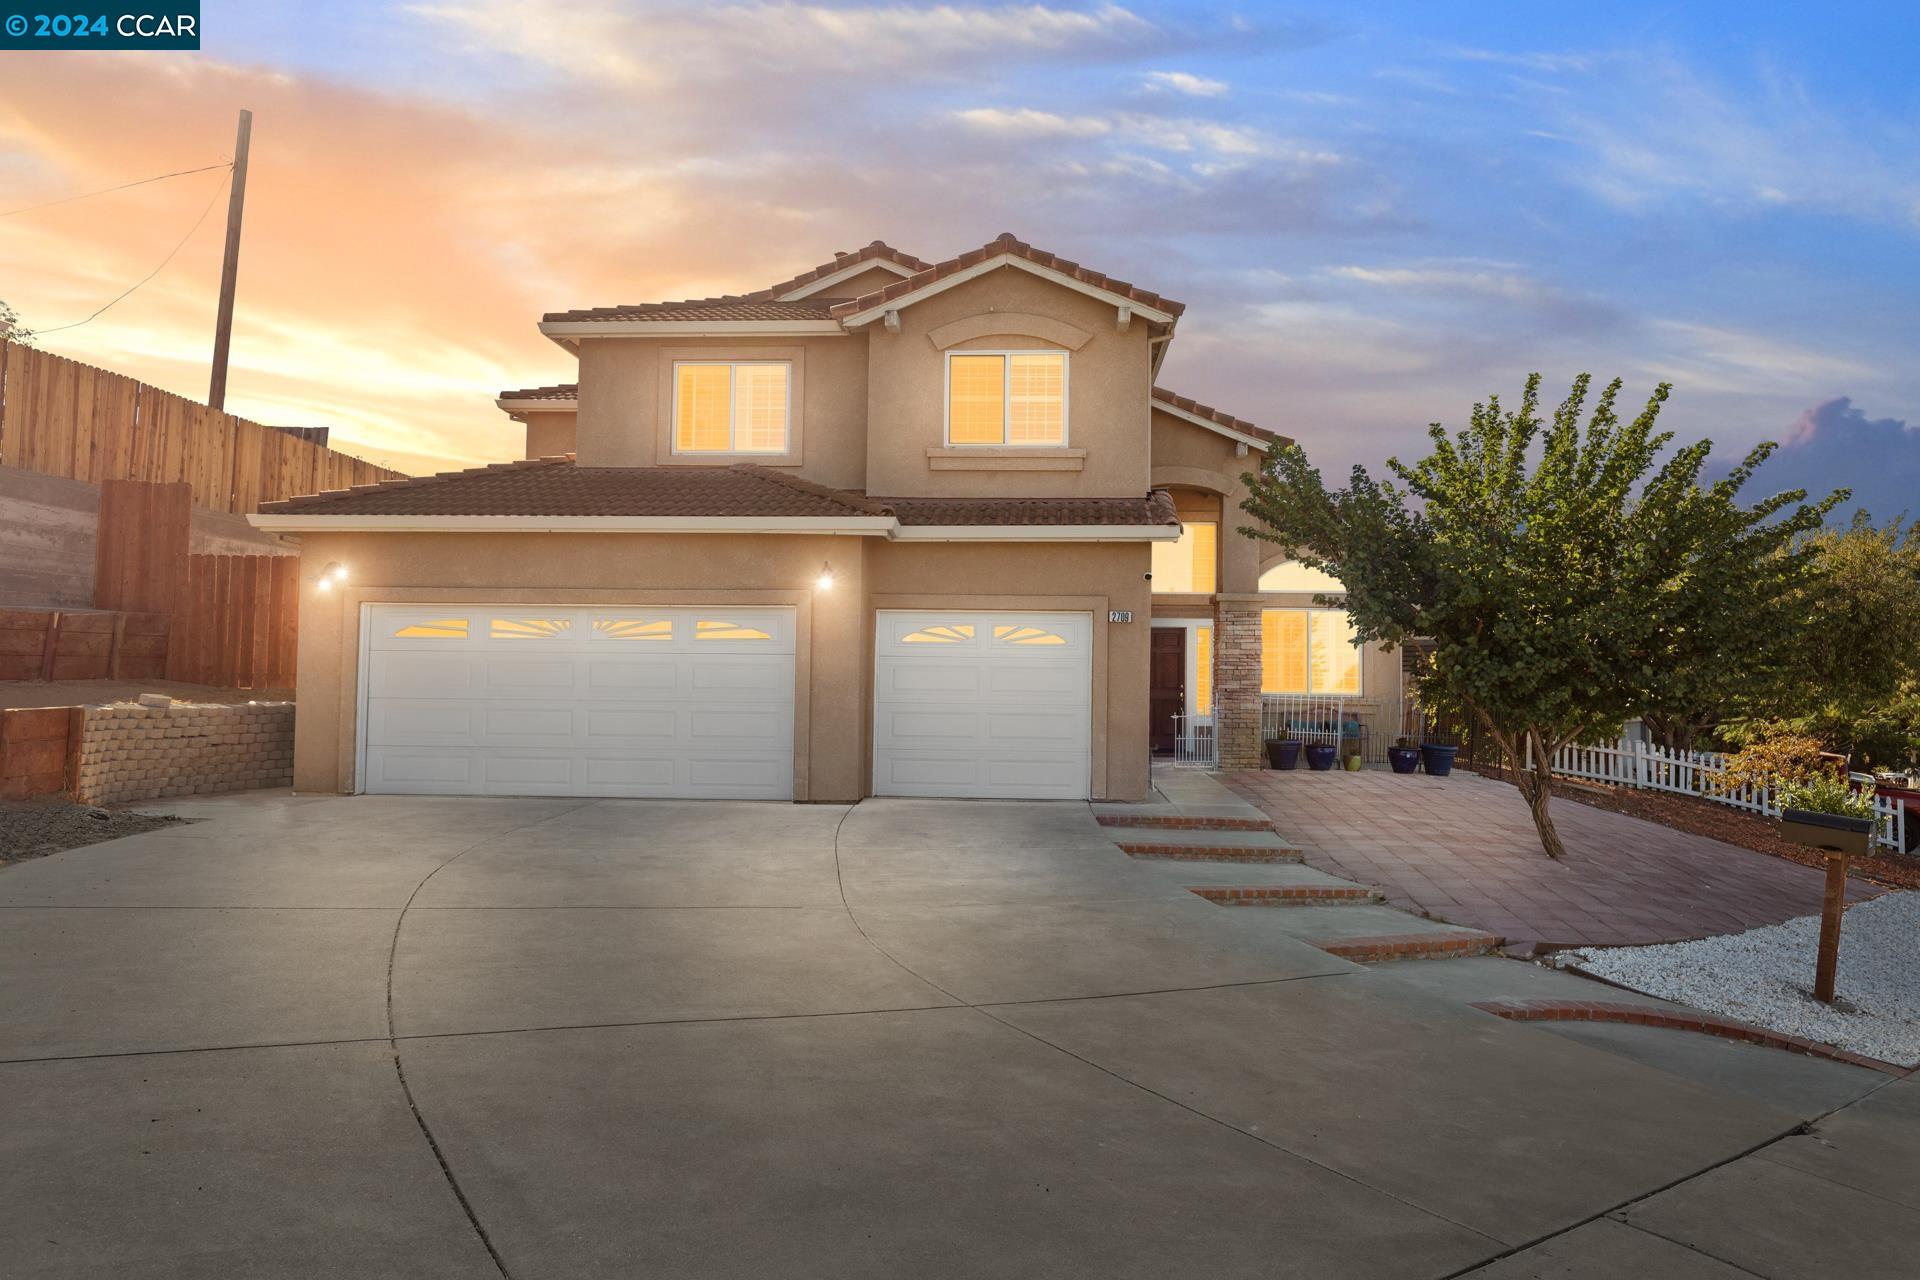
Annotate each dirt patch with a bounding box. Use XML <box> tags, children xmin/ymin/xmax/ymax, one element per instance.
<box><xmin>0</xmin><ymin>799</ymin><xmax>186</xmax><ymax>865</ymax></box>
<box><xmin>1472</xmin><ymin>763</ymin><xmax>1920</xmax><ymax>892</ymax></box>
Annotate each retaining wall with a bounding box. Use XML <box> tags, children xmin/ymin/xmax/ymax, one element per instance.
<box><xmin>72</xmin><ymin>699</ymin><xmax>294</xmax><ymax>806</ymax></box>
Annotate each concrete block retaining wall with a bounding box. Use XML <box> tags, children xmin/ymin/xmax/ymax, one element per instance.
<box><xmin>73</xmin><ymin>699</ymin><xmax>294</xmax><ymax>806</ymax></box>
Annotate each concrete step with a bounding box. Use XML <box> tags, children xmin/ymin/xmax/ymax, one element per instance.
<box><xmin>1094</xmin><ymin>812</ymin><xmax>1276</xmax><ymax>833</ymax></box>
<box><xmin>1188</xmin><ymin>883</ymin><xmax>1383</xmax><ymax>906</ymax></box>
<box><xmin>1114</xmin><ymin>826</ymin><xmax>1304</xmax><ymax>863</ymax></box>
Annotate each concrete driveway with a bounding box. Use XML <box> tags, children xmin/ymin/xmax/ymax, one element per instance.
<box><xmin>2</xmin><ymin>793</ymin><xmax>1915</xmax><ymax>1279</ymax></box>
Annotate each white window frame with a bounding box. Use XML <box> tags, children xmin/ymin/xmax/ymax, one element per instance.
<box><xmin>670</xmin><ymin>360</ymin><xmax>794</xmax><ymax>456</ymax></box>
<box><xmin>942</xmin><ymin>349</ymin><xmax>1070</xmax><ymax>447</ymax></box>
<box><xmin>1261</xmin><ymin>606</ymin><xmax>1364</xmax><ymax>697</ymax></box>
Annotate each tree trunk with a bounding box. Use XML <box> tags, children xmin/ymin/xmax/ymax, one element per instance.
<box><xmin>1468</xmin><ymin>707</ymin><xmax>1571</xmax><ymax>860</ymax></box>
<box><xmin>1516</xmin><ymin>747</ymin><xmax>1568</xmax><ymax>860</ymax></box>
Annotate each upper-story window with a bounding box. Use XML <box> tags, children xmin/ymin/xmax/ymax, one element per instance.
<box><xmin>1151</xmin><ymin>522</ymin><xmax>1217</xmax><ymax>594</ymax></box>
<box><xmin>946</xmin><ymin>351</ymin><xmax>1067</xmax><ymax>446</ymax></box>
<box><xmin>673</xmin><ymin>361</ymin><xmax>791</xmax><ymax>454</ymax></box>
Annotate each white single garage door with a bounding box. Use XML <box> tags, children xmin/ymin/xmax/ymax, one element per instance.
<box><xmin>360</xmin><ymin>604</ymin><xmax>795</xmax><ymax>799</ymax></box>
<box><xmin>873</xmin><ymin>610</ymin><xmax>1092</xmax><ymax>799</ymax></box>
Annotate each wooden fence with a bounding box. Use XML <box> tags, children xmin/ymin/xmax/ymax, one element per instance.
<box><xmin>0</xmin><ymin>706</ymin><xmax>81</xmax><ymax>800</ymax></box>
<box><xmin>169</xmin><ymin>554</ymin><xmax>299</xmax><ymax>689</ymax></box>
<box><xmin>0</xmin><ymin>608</ymin><xmax>169</xmax><ymax>682</ymax></box>
<box><xmin>0</xmin><ymin>339</ymin><xmax>402</xmax><ymax>513</ymax></box>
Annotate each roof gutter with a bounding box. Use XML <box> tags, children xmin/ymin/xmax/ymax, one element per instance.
<box><xmin>248</xmin><ymin>514</ymin><xmax>896</xmax><ymax>534</ymax></box>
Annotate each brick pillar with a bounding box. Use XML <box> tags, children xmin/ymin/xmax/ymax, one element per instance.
<box><xmin>1213</xmin><ymin>594</ymin><xmax>1264</xmax><ymax>771</ymax></box>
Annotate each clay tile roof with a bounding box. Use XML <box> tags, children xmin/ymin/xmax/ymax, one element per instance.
<box><xmin>257</xmin><ymin>458</ymin><xmax>891</xmax><ymax>519</ymax></box>
<box><xmin>830</xmin><ymin>232</ymin><xmax>1186</xmax><ymax>322</ymax></box>
<box><xmin>496</xmin><ymin>383</ymin><xmax>579</xmax><ymax>401</ymax></box>
<box><xmin>753</xmin><ymin>240</ymin><xmax>933</xmax><ymax>299</ymax></box>
<box><xmin>876</xmin><ymin>490</ymin><xmax>1181</xmax><ymax>528</ymax></box>
<box><xmin>541</xmin><ymin>298</ymin><xmax>845</xmax><ymax>325</ymax></box>
<box><xmin>1151</xmin><ymin>386</ymin><xmax>1287</xmax><ymax>445</ymax></box>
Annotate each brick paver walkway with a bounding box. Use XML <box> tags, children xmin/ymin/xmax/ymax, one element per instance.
<box><xmin>1224</xmin><ymin>768</ymin><xmax>1879</xmax><ymax>949</ymax></box>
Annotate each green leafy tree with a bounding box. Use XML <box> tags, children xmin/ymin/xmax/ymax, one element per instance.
<box><xmin>1770</xmin><ymin>516</ymin><xmax>1920</xmax><ymax>768</ymax></box>
<box><xmin>1240</xmin><ymin>373</ymin><xmax>1839</xmax><ymax>859</ymax></box>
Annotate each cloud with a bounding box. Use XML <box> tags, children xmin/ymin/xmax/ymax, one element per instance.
<box><xmin>1746</xmin><ymin>397</ymin><xmax>1920</xmax><ymax>521</ymax></box>
<box><xmin>950</xmin><ymin>107</ymin><xmax>1114</xmax><ymax>138</ymax></box>
<box><xmin>1474</xmin><ymin>50</ymin><xmax>1920</xmax><ymax>225</ymax></box>
<box><xmin>1143</xmin><ymin>70</ymin><xmax>1228</xmax><ymax>97</ymax></box>
<box><xmin>1645</xmin><ymin>322</ymin><xmax>1873</xmax><ymax>395</ymax></box>
<box><xmin>411</xmin><ymin>0</ymin><xmax>1161</xmax><ymax>89</ymax></box>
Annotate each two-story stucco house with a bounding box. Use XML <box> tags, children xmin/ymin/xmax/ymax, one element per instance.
<box><xmin>253</xmin><ymin>234</ymin><xmax>1398</xmax><ymax>803</ymax></box>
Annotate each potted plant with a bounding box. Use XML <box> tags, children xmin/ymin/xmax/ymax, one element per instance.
<box><xmin>1419</xmin><ymin>740</ymin><xmax>1458</xmax><ymax>777</ymax></box>
<box><xmin>1304</xmin><ymin>742</ymin><xmax>1339</xmax><ymax>771</ymax></box>
<box><xmin>1778</xmin><ymin>773</ymin><xmax>1877</xmax><ymax>857</ymax></box>
<box><xmin>1264</xmin><ymin>737</ymin><xmax>1303</xmax><ymax>770</ymax></box>
<box><xmin>1342</xmin><ymin>735</ymin><xmax>1364</xmax><ymax>771</ymax></box>
<box><xmin>1387</xmin><ymin>735</ymin><xmax>1420</xmax><ymax>774</ymax></box>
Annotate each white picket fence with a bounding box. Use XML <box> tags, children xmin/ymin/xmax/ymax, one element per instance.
<box><xmin>1534</xmin><ymin>737</ymin><xmax>1909</xmax><ymax>853</ymax></box>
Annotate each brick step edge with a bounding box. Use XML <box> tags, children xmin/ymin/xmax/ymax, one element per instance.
<box><xmin>1189</xmin><ymin>885</ymin><xmax>1381</xmax><ymax>905</ymax></box>
<box><xmin>1311</xmin><ymin>932</ymin><xmax>1504</xmax><ymax>962</ymax></box>
<box><xmin>1096</xmin><ymin>814</ymin><xmax>1275</xmax><ymax>833</ymax></box>
<box><xmin>1471</xmin><ymin>999</ymin><xmax>1908</xmax><ymax>1076</ymax></box>
<box><xmin>1118</xmin><ymin>842</ymin><xmax>1303</xmax><ymax>862</ymax></box>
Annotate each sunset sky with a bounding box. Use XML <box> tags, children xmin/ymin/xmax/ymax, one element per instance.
<box><xmin>2</xmin><ymin>1</ymin><xmax>1915</xmax><ymax>515</ymax></box>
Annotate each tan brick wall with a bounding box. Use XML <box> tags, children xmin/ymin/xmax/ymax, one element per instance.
<box><xmin>1213</xmin><ymin>596</ymin><xmax>1264</xmax><ymax>770</ymax></box>
<box><xmin>73</xmin><ymin>699</ymin><xmax>294</xmax><ymax>806</ymax></box>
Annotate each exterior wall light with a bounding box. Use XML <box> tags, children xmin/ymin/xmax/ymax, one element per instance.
<box><xmin>316</xmin><ymin>562</ymin><xmax>349</xmax><ymax>592</ymax></box>
<box><xmin>815</xmin><ymin>561</ymin><xmax>835</xmax><ymax>591</ymax></box>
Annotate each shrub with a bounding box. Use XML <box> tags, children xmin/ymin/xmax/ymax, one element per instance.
<box><xmin>1778</xmin><ymin>772</ymin><xmax>1877</xmax><ymax>820</ymax></box>
<box><xmin>1712</xmin><ymin>726</ymin><xmax>1832</xmax><ymax>796</ymax></box>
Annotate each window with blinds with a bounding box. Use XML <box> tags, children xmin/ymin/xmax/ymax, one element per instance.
<box><xmin>1260</xmin><ymin>608</ymin><xmax>1363</xmax><ymax>695</ymax></box>
<box><xmin>672</xmin><ymin>361</ymin><xmax>791</xmax><ymax>453</ymax></box>
<box><xmin>946</xmin><ymin>351</ymin><xmax>1066</xmax><ymax>446</ymax></box>
<box><xmin>1150</xmin><ymin>521</ymin><xmax>1218</xmax><ymax>594</ymax></box>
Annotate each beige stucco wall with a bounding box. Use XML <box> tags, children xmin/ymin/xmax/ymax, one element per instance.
<box><xmin>799</xmin><ymin>264</ymin><xmax>909</xmax><ymax>299</ymax></box>
<box><xmin>523</xmin><ymin>412</ymin><xmax>577</xmax><ymax>459</ymax></box>
<box><xmin>573</xmin><ymin>335</ymin><xmax>869</xmax><ymax>488</ymax></box>
<box><xmin>1149</xmin><ymin>407</ymin><xmax>1262</xmax><ymax>593</ymax></box>
<box><xmin>863</xmin><ymin>267</ymin><xmax>1154</xmax><ymax>499</ymax></box>
<box><xmin>288</xmin><ymin>531</ymin><xmax>1150</xmax><ymax>803</ymax></box>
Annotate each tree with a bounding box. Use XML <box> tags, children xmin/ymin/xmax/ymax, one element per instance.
<box><xmin>1239</xmin><ymin>373</ymin><xmax>1839</xmax><ymax>859</ymax></box>
<box><xmin>1636</xmin><ymin>448</ymin><xmax>1843</xmax><ymax>750</ymax></box>
<box><xmin>0</xmin><ymin>298</ymin><xmax>31</xmax><ymax>344</ymax></box>
<box><xmin>1782</xmin><ymin>515</ymin><xmax>1920</xmax><ymax>768</ymax></box>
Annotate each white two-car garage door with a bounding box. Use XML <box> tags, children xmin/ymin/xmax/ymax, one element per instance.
<box><xmin>360</xmin><ymin>604</ymin><xmax>795</xmax><ymax>799</ymax></box>
<box><xmin>873</xmin><ymin>610</ymin><xmax>1092</xmax><ymax>799</ymax></box>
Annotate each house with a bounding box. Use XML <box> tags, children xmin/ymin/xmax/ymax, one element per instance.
<box><xmin>253</xmin><ymin>234</ymin><xmax>1399</xmax><ymax>802</ymax></box>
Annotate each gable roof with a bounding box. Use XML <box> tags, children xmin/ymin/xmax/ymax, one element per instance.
<box><xmin>756</xmin><ymin>241</ymin><xmax>931</xmax><ymax>300</ymax></box>
<box><xmin>830</xmin><ymin>233</ymin><xmax>1185</xmax><ymax>328</ymax></box>
<box><xmin>1151</xmin><ymin>387</ymin><xmax>1287</xmax><ymax>448</ymax></box>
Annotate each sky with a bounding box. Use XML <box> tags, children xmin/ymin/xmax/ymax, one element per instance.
<box><xmin>1</xmin><ymin>1</ymin><xmax>1915</xmax><ymax>516</ymax></box>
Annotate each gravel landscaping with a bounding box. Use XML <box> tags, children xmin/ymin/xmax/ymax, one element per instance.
<box><xmin>1564</xmin><ymin>891</ymin><xmax>1920</xmax><ymax>1067</ymax></box>
<box><xmin>0</xmin><ymin>800</ymin><xmax>185</xmax><ymax>864</ymax></box>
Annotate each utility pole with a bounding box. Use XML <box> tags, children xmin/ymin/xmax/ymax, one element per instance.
<box><xmin>208</xmin><ymin>108</ymin><xmax>252</xmax><ymax>411</ymax></box>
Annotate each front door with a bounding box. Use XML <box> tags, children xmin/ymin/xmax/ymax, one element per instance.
<box><xmin>1149</xmin><ymin>627</ymin><xmax>1186</xmax><ymax>754</ymax></box>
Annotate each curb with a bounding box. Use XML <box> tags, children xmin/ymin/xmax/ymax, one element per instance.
<box><xmin>1311</xmin><ymin>932</ymin><xmax>1504</xmax><ymax>962</ymax></box>
<box><xmin>1470</xmin><ymin>999</ymin><xmax>1909</xmax><ymax>1076</ymax></box>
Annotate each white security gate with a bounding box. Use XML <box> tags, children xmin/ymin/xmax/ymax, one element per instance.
<box><xmin>872</xmin><ymin>610</ymin><xmax>1092</xmax><ymax>799</ymax></box>
<box><xmin>360</xmin><ymin>605</ymin><xmax>795</xmax><ymax>798</ymax></box>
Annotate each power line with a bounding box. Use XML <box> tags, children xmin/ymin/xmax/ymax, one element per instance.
<box><xmin>0</xmin><ymin>160</ymin><xmax>232</xmax><ymax>219</ymax></box>
<box><xmin>28</xmin><ymin>167</ymin><xmax>233</xmax><ymax>338</ymax></box>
